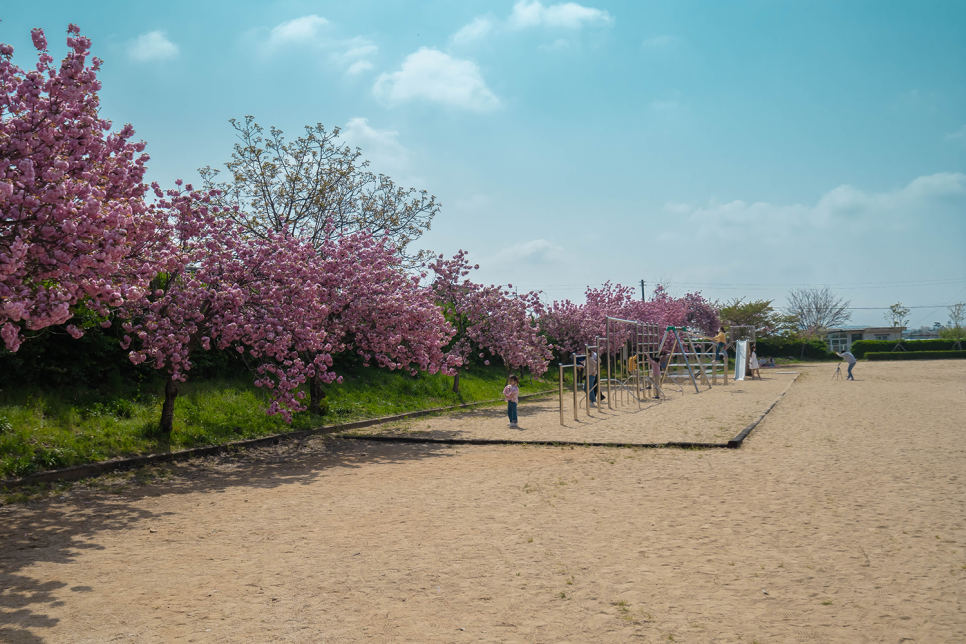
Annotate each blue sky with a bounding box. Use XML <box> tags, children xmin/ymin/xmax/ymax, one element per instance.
<box><xmin>3</xmin><ymin>1</ymin><xmax>965</xmax><ymax>327</ymax></box>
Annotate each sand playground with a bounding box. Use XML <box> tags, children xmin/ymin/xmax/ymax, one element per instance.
<box><xmin>1</xmin><ymin>359</ymin><xmax>964</xmax><ymax>643</ymax></box>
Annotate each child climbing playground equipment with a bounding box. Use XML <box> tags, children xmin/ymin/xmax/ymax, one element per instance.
<box><xmin>557</xmin><ymin>340</ymin><xmax>602</xmax><ymax>424</ymax></box>
<box><xmin>657</xmin><ymin>326</ymin><xmax>730</xmax><ymax>394</ymax></box>
<box><xmin>557</xmin><ymin>318</ymin><xmax>666</xmax><ymax>425</ymax></box>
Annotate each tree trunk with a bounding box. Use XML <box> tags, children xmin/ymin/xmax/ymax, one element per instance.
<box><xmin>309</xmin><ymin>373</ymin><xmax>327</xmax><ymax>415</ymax></box>
<box><xmin>452</xmin><ymin>370</ymin><xmax>461</xmax><ymax>394</ymax></box>
<box><xmin>159</xmin><ymin>378</ymin><xmax>179</xmax><ymax>436</ymax></box>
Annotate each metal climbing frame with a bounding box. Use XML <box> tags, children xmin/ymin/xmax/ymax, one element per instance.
<box><xmin>557</xmin><ymin>319</ymin><xmax>665</xmax><ymax>425</ymax></box>
<box><xmin>639</xmin><ymin>321</ymin><xmax>663</xmax><ymax>400</ymax></box>
<box><xmin>556</xmin><ymin>342</ymin><xmax>600</xmax><ymax>425</ymax></box>
<box><xmin>604</xmin><ymin>317</ymin><xmax>663</xmax><ymax>410</ymax></box>
<box><xmin>730</xmin><ymin>325</ymin><xmax>756</xmax><ymax>344</ymax></box>
<box><xmin>687</xmin><ymin>334</ymin><xmax>729</xmax><ymax>385</ymax></box>
<box><xmin>658</xmin><ymin>326</ymin><xmax>715</xmax><ymax>394</ymax></box>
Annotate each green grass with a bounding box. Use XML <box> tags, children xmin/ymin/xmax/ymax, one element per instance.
<box><xmin>0</xmin><ymin>364</ymin><xmax>555</xmax><ymax>480</ymax></box>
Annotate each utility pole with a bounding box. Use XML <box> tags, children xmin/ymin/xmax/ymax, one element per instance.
<box><xmin>640</xmin><ymin>279</ymin><xmax>646</xmax><ymax>302</ymax></box>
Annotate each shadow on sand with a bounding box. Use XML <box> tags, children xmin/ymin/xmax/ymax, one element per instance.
<box><xmin>0</xmin><ymin>438</ymin><xmax>452</xmax><ymax>643</ymax></box>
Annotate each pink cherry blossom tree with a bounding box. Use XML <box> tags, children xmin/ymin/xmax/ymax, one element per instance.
<box><xmin>540</xmin><ymin>282</ymin><xmax>638</xmax><ymax>356</ymax></box>
<box><xmin>303</xmin><ymin>229</ymin><xmax>458</xmax><ymax>414</ymax></box>
<box><xmin>428</xmin><ymin>251</ymin><xmax>551</xmax><ymax>392</ymax></box>
<box><xmin>469</xmin><ymin>285</ymin><xmax>553</xmax><ymax>378</ymax></box>
<box><xmin>119</xmin><ymin>186</ymin><xmax>337</xmax><ymax>435</ymax></box>
<box><xmin>1</xmin><ymin>25</ymin><xmax>151</xmax><ymax>351</ymax></box>
<box><xmin>540</xmin><ymin>283</ymin><xmax>720</xmax><ymax>356</ymax></box>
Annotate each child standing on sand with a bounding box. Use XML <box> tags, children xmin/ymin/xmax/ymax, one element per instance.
<box><xmin>503</xmin><ymin>375</ymin><xmax>520</xmax><ymax>428</ymax></box>
<box><xmin>748</xmin><ymin>343</ymin><xmax>762</xmax><ymax>380</ymax></box>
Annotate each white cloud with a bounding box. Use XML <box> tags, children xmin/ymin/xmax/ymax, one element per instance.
<box><xmin>655</xmin><ymin>173</ymin><xmax>966</xmax><ymax>303</ymax></box>
<box><xmin>663</xmin><ymin>202</ymin><xmax>692</xmax><ymax>215</ymax></box>
<box><xmin>451</xmin><ymin>18</ymin><xmax>493</xmax><ymax>46</ymax></box>
<box><xmin>508</xmin><ymin>0</ymin><xmax>612</xmax><ymax>30</ymax></box>
<box><xmin>539</xmin><ymin>38</ymin><xmax>571</xmax><ymax>52</ymax></box>
<box><xmin>346</xmin><ymin>60</ymin><xmax>374</xmax><ymax>75</ymax></box>
<box><xmin>494</xmin><ymin>239</ymin><xmax>565</xmax><ymax>264</ymax></box>
<box><xmin>266</xmin><ymin>15</ymin><xmax>329</xmax><ymax>49</ymax></box>
<box><xmin>945</xmin><ymin>125</ymin><xmax>966</xmax><ymax>143</ymax></box>
<box><xmin>641</xmin><ymin>35</ymin><xmax>679</xmax><ymax>49</ymax></box>
<box><xmin>341</xmin><ymin>117</ymin><xmax>410</xmax><ymax>176</ymax></box>
<box><xmin>330</xmin><ymin>36</ymin><xmax>378</xmax><ymax>75</ymax></box>
<box><xmin>669</xmin><ymin>172</ymin><xmax>966</xmax><ymax>251</ymax></box>
<box><xmin>341</xmin><ymin>39</ymin><xmax>377</xmax><ymax>60</ymax></box>
<box><xmin>373</xmin><ymin>48</ymin><xmax>500</xmax><ymax>111</ymax></box>
<box><xmin>261</xmin><ymin>17</ymin><xmax>377</xmax><ymax>75</ymax></box>
<box><xmin>128</xmin><ymin>30</ymin><xmax>179</xmax><ymax>62</ymax></box>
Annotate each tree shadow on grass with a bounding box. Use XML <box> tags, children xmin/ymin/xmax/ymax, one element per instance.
<box><xmin>0</xmin><ymin>437</ymin><xmax>452</xmax><ymax>643</ymax></box>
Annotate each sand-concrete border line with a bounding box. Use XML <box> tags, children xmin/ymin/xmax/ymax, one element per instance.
<box><xmin>726</xmin><ymin>372</ymin><xmax>801</xmax><ymax>448</ymax></box>
<box><xmin>339</xmin><ymin>434</ymin><xmax>729</xmax><ymax>450</ymax></box>
<box><xmin>0</xmin><ymin>390</ymin><xmax>556</xmax><ymax>490</ymax></box>
<box><xmin>343</xmin><ymin>373</ymin><xmax>802</xmax><ymax>451</ymax></box>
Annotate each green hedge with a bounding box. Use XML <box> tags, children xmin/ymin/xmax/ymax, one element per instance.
<box><xmin>752</xmin><ymin>338</ymin><xmax>832</xmax><ymax>360</ymax></box>
<box><xmin>865</xmin><ymin>350</ymin><xmax>966</xmax><ymax>361</ymax></box>
<box><xmin>850</xmin><ymin>339</ymin><xmax>962</xmax><ymax>359</ymax></box>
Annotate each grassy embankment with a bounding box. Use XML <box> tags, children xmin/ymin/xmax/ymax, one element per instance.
<box><xmin>0</xmin><ymin>364</ymin><xmax>557</xmax><ymax>480</ymax></box>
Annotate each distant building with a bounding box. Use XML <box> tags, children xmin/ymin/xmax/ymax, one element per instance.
<box><xmin>904</xmin><ymin>331</ymin><xmax>941</xmax><ymax>340</ymax></box>
<box><xmin>825</xmin><ymin>326</ymin><xmax>906</xmax><ymax>353</ymax></box>
<box><xmin>904</xmin><ymin>323</ymin><xmax>943</xmax><ymax>340</ymax></box>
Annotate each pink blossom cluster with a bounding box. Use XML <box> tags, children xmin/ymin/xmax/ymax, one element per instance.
<box><xmin>316</xmin><ymin>230</ymin><xmax>457</xmax><ymax>376</ymax></box>
<box><xmin>118</xmin><ymin>186</ymin><xmax>337</xmax><ymax>421</ymax></box>
<box><xmin>428</xmin><ymin>251</ymin><xmax>552</xmax><ymax>377</ymax></box>
<box><xmin>119</xmin><ymin>194</ymin><xmax>460</xmax><ymax>423</ymax></box>
<box><xmin>540</xmin><ymin>283</ymin><xmax>720</xmax><ymax>356</ymax></box>
<box><xmin>1</xmin><ymin>26</ymin><xmax>151</xmax><ymax>351</ymax></box>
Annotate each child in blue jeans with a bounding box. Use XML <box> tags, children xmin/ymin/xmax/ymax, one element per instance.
<box><xmin>503</xmin><ymin>375</ymin><xmax>520</xmax><ymax>428</ymax></box>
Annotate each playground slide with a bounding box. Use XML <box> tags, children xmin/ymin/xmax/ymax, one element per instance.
<box><xmin>734</xmin><ymin>340</ymin><xmax>747</xmax><ymax>381</ymax></box>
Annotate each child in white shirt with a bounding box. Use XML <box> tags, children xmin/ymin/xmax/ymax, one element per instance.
<box><xmin>503</xmin><ymin>375</ymin><xmax>520</xmax><ymax>428</ymax></box>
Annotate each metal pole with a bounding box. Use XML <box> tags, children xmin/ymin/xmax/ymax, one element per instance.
<box><xmin>585</xmin><ymin>344</ymin><xmax>592</xmax><ymax>415</ymax></box>
<box><xmin>572</xmin><ymin>352</ymin><xmax>578</xmax><ymax>421</ymax></box>
<box><xmin>674</xmin><ymin>328</ymin><xmax>701</xmax><ymax>394</ymax></box>
<box><xmin>622</xmin><ymin>335</ymin><xmax>626</xmax><ymax>406</ymax></box>
<box><xmin>606</xmin><ymin>319</ymin><xmax>613</xmax><ymax>410</ymax></box>
<box><xmin>559</xmin><ymin>363</ymin><xmax>564</xmax><ymax>425</ymax></box>
<box><xmin>637</xmin><ymin>322</ymin><xmax>642</xmax><ymax>408</ymax></box>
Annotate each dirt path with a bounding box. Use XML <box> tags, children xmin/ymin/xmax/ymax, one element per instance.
<box><xmin>1</xmin><ymin>360</ymin><xmax>963</xmax><ymax>643</ymax></box>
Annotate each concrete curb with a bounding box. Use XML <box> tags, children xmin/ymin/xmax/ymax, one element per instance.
<box><xmin>726</xmin><ymin>373</ymin><xmax>801</xmax><ymax>448</ymax></box>
<box><xmin>340</xmin><ymin>434</ymin><xmax>730</xmax><ymax>449</ymax></box>
<box><xmin>0</xmin><ymin>390</ymin><xmax>556</xmax><ymax>490</ymax></box>
<box><xmin>344</xmin><ymin>374</ymin><xmax>803</xmax><ymax>451</ymax></box>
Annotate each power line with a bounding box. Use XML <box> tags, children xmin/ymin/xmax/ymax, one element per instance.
<box><xmin>652</xmin><ymin>278</ymin><xmax>966</xmax><ymax>288</ymax></box>
<box><xmin>512</xmin><ymin>278</ymin><xmax>966</xmax><ymax>292</ymax></box>
<box><xmin>908</xmin><ymin>285</ymin><xmax>966</xmax><ymax>327</ymax></box>
<box><xmin>777</xmin><ymin>305</ymin><xmax>956</xmax><ymax>311</ymax></box>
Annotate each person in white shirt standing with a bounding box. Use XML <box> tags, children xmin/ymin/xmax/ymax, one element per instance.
<box><xmin>748</xmin><ymin>344</ymin><xmax>762</xmax><ymax>380</ymax></box>
<box><xmin>836</xmin><ymin>350</ymin><xmax>857</xmax><ymax>380</ymax></box>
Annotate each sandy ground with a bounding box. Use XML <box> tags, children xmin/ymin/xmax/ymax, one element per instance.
<box><xmin>360</xmin><ymin>370</ymin><xmax>799</xmax><ymax>445</ymax></box>
<box><xmin>1</xmin><ymin>359</ymin><xmax>964</xmax><ymax>643</ymax></box>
